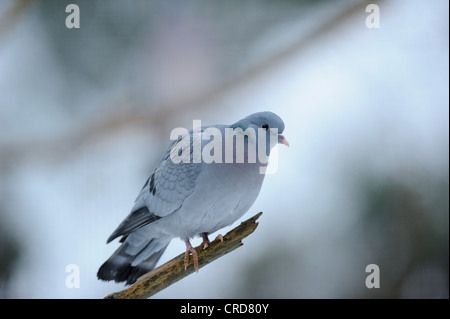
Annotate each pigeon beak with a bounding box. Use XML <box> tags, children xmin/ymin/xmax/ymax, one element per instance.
<box><xmin>278</xmin><ymin>135</ymin><xmax>290</xmax><ymax>147</ymax></box>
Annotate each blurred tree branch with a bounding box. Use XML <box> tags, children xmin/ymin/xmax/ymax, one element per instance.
<box><xmin>104</xmin><ymin>212</ymin><xmax>262</xmax><ymax>299</ymax></box>
<box><xmin>0</xmin><ymin>0</ymin><xmax>36</xmax><ymax>46</ymax></box>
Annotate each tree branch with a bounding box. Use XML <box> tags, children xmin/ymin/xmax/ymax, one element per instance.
<box><xmin>104</xmin><ymin>212</ymin><xmax>263</xmax><ymax>299</ymax></box>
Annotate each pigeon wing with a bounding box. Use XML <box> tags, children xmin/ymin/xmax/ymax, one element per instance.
<box><xmin>106</xmin><ymin>131</ymin><xmax>203</xmax><ymax>243</ymax></box>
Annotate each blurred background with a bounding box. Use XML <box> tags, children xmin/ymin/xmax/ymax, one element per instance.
<box><xmin>0</xmin><ymin>0</ymin><xmax>448</xmax><ymax>298</ymax></box>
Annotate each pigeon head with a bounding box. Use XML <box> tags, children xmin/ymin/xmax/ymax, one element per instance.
<box><xmin>232</xmin><ymin>111</ymin><xmax>289</xmax><ymax>153</ymax></box>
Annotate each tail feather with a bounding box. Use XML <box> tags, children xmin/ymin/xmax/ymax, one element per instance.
<box><xmin>97</xmin><ymin>238</ymin><xmax>170</xmax><ymax>285</ymax></box>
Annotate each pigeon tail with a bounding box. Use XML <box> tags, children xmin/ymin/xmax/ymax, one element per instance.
<box><xmin>97</xmin><ymin>237</ymin><xmax>170</xmax><ymax>285</ymax></box>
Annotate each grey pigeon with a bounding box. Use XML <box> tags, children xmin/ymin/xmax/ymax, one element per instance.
<box><xmin>97</xmin><ymin>111</ymin><xmax>288</xmax><ymax>284</ymax></box>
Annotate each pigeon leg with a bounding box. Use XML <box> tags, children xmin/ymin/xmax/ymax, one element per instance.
<box><xmin>184</xmin><ymin>238</ymin><xmax>199</xmax><ymax>272</ymax></box>
<box><xmin>201</xmin><ymin>233</ymin><xmax>224</xmax><ymax>250</ymax></box>
<box><xmin>201</xmin><ymin>232</ymin><xmax>210</xmax><ymax>249</ymax></box>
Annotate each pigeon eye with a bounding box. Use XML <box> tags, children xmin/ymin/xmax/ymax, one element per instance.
<box><xmin>261</xmin><ymin>124</ymin><xmax>269</xmax><ymax>131</ymax></box>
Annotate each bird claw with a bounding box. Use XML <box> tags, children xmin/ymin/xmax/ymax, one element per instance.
<box><xmin>200</xmin><ymin>233</ymin><xmax>224</xmax><ymax>250</ymax></box>
<box><xmin>201</xmin><ymin>232</ymin><xmax>211</xmax><ymax>250</ymax></box>
<box><xmin>201</xmin><ymin>241</ymin><xmax>209</xmax><ymax>250</ymax></box>
<box><xmin>184</xmin><ymin>248</ymin><xmax>199</xmax><ymax>272</ymax></box>
<box><xmin>184</xmin><ymin>234</ymin><xmax>224</xmax><ymax>272</ymax></box>
<box><xmin>184</xmin><ymin>239</ymin><xmax>199</xmax><ymax>272</ymax></box>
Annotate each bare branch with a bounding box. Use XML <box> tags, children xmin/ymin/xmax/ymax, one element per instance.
<box><xmin>104</xmin><ymin>212</ymin><xmax>262</xmax><ymax>299</ymax></box>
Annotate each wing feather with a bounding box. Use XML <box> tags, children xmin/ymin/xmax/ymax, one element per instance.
<box><xmin>107</xmin><ymin>130</ymin><xmax>203</xmax><ymax>242</ymax></box>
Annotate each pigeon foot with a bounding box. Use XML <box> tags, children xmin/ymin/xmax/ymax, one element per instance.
<box><xmin>201</xmin><ymin>232</ymin><xmax>211</xmax><ymax>249</ymax></box>
<box><xmin>184</xmin><ymin>238</ymin><xmax>199</xmax><ymax>272</ymax></box>
<box><xmin>201</xmin><ymin>233</ymin><xmax>224</xmax><ymax>250</ymax></box>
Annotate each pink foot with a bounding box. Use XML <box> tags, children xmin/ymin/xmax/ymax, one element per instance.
<box><xmin>184</xmin><ymin>238</ymin><xmax>199</xmax><ymax>272</ymax></box>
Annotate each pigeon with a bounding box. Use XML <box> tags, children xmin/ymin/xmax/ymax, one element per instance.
<box><xmin>97</xmin><ymin>111</ymin><xmax>289</xmax><ymax>284</ymax></box>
